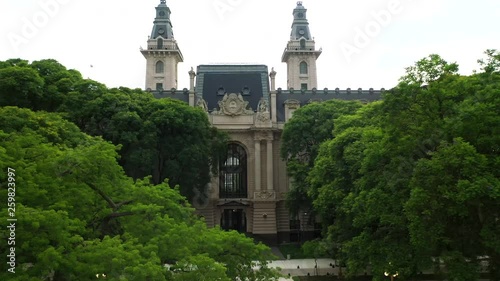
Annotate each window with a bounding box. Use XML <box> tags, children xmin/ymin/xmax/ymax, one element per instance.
<box><xmin>299</xmin><ymin>61</ymin><xmax>308</xmax><ymax>74</ymax></box>
<box><xmin>300</xmin><ymin>39</ymin><xmax>306</xmax><ymax>49</ymax></box>
<box><xmin>156</xmin><ymin>83</ymin><xmax>163</xmax><ymax>91</ymax></box>
<box><xmin>155</xmin><ymin>61</ymin><xmax>164</xmax><ymax>73</ymax></box>
<box><xmin>301</xmin><ymin>83</ymin><xmax>308</xmax><ymax>91</ymax></box>
<box><xmin>157</xmin><ymin>38</ymin><xmax>163</xmax><ymax>49</ymax></box>
<box><xmin>219</xmin><ymin>144</ymin><xmax>247</xmax><ymax>198</ymax></box>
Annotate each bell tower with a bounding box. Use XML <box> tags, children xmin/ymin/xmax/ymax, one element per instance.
<box><xmin>141</xmin><ymin>0</ymin><xmax>183</xmax><ymax>91</ymax></box>
<box><xmin>281</xmin><ymin>2</ymin><xmax>321</xmax><ymax>90</ymax></box>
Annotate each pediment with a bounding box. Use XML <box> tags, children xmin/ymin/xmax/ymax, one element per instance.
<box><xmin>217</xmin><ymin>200</ymin><xmax>250</xmax><ymax>207</ymax></box>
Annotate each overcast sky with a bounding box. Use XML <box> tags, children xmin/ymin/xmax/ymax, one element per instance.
<box><xmin>1</xmin><ymin>0</ymin><xmax>499</xmax><ymax>90</ymax></box>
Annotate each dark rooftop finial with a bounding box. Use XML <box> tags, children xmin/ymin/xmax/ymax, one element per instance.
<box><xmin>297</xmin><ymin>1</ymin><xmax>303</xmax><ymax>5</ymax></box>
<box><xmin>160</xmin><ymin>0</ymin><xmax>166</xmax><ymax>4</ymax></box>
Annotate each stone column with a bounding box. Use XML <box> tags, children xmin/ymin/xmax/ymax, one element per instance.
<box><xmin>254</xmin><ymin>139</ymin><xmax>261</xmax><ymax>192</ymax></box>
<box><xmin>188</xmin><ymin>67</ymin><xmax>196</xmax><ymax>107</ymax></box>
<box><xmin>270</xmin><ymin>92</ymin><xmax>277</xmax><ymax>123</ymax></box>
<box><xmin>189</xmin><ymin>67</ymin><xmax>196</xmax><ymax>91</ymax></box>
<box><xmin>269</xmin><ymin>68</ymin><xmax>277</xmax><ymax>123</ymax></box>
<box><xmin>266</xmin><ymin>139</ymin><xmax>274</xmax><ymax>191</ymax></box>
<box><xmin>269</xmin><ymin>67</ymin><xmax>277</xmax><ymax>92</ymax></box>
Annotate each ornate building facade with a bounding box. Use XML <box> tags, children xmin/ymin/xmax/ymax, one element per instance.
<box><xmin>142</xmin><ymin>1</ymin><xmax>383</xmax><ymax>244</ymax></box>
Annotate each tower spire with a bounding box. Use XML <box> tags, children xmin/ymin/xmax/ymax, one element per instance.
<box><xmin>141</xmin><ymin>1</ymin><xmax>184</xmax><ymax>91</ymax></box>
<box><xmin>289</xmin><ymin>1</ymin><xmax>312</xmax><ymax>40</ymax></box>
<box><xmin>281</xmin><ymin>2</ymin><xmax>321</xmax><ymax>90</ymax></box>
<box><xmin>150</xmin><ymin>0</ymin><xmax>174</xmax><ymax>40</ymax></box>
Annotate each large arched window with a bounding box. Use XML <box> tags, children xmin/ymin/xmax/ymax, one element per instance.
<box><xmin>219</xmin><ymin>144</ymin><xmax>247</xmax><ymax>198</ymax></box>
<box><xmin>300</xmin><ymin>61</ymin><xmax>308</xmax><ymax>75</ymax></box>
<box><xmin>156</xmin><ymin>61</ymin><xmax>164</xmax><ymax>73</ymax></box>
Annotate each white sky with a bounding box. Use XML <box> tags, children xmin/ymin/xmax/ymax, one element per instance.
<box><xmin>1</xmin><ymin>0</ymin><xmax>499</xmax><ymax>90</ymax></box>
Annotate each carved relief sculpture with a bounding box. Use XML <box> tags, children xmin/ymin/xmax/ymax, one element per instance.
<box><xmin>257</xmin><ymin>97</ymin><xmax>269</xmax><ymax>113</ymax></box>
<box><xmin>215</xmin><ymin>93</ymin><xmax>254</xmax><ymax>116</ymax></box>
<box><xmin>284</xmin><ymin>99</ymin><xmax>301</xmax><ymax>109</ymax></box>
<box><xmin>254</xmin><ymin>190</ymin><xmax>276</xmax><ymax>200</ymax></box>
<box><xmin>256</xmin><ymin>97</ymin><xmax>271</xmax><ymax>122</ymax></box>
<box><xmin>196</xmin><ymin>97</ymin><xmax>208</xmax><ymax>112</ymax></box>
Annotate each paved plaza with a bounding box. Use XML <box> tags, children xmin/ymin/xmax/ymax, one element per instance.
<box><xmin>270</xmin><ymin>258</ymin><xmax>338</xmax><ymax>278</ymax></box>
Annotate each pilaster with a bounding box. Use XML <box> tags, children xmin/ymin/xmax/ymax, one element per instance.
<box><xmin>254</xmin><ymin>139</ymin><xmax>261</xmax><ymax>192</ymax></box>
<box><xmin>253</xmin><ymin>131</ymin><xmax>275</xmax><ymax>199</ymax></box>
<box><xmin>266</xmin><ymin>139</ymin><xmax>274</xmax><ymax>191</ymax></box>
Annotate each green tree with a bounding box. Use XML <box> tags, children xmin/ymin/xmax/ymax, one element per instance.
<box><xmin>306</xmin><ymin>52</ymin><xmax>499</xmax><ymax>280</ymax></box>
<box><xmin>30</xmin><ymin>59</ymin><xmax>83</xmax><ymax>111</ymax></box>
<box><xmin>0</xmin><ymin>66</ymin><xmax>44</xmax><ymax>110</ymax></box>
<box><xmin>60</xmin><ymin>86</ymin><xmax>228</xmax><ymax>202</ymax></box>
<box><xmin>399</xmin><ymin>53</ymin><xmax>459</xmax><ymax>85</ymax></box>
<box><xmin>0</xmin><ymin>58</ymin><xmax>227</xmax><ymax>204</ymax></box>
<box><xmin>172</xmin><ymin>254</ymin><xmax>230</xmax><ymax>281</ymax></box>
<box><xmin>309</xmin><ymin>103</ymin><xmax>421</xmax><ymax>278</ymax></box>
<box><xmin>0</xmin><ymin>58</ymin><xmax>29</xmax><ymax>68</ymax></box>
<box><xmin>0</xmin><ymin>107</ymin><xmax>279</xmax><ymax>280</ymax></box>
<box><xmin>477</xmin><ymin>49</ymin><xmax>500</xmax><ymax>74</ymax></box>
<box><xmin>280</xmin><ymin>99</ymin><xmax>363</xmax><ymax>216</ymax></box>
<box><xmin>406</xmin><ymin>139</ymin><xmax>500</xmax><ymax>281</ymax></box>
<box><xmin>0</xmin><ymin>59</ymin><xmax>85</xmax><ymax>112</ymax></box>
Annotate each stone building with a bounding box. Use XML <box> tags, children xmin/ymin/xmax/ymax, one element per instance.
<box><xmin>142</xmin><ymin>0</ymin><xmax>383</xmax><ymax>244</ymax></box>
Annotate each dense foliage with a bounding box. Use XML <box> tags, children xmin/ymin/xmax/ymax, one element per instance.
<box><xmin>282</xmin><ymin>50</ymin><xmax>500</xmax><ymax>280</ymax></box>
<box><xmin>0</xmin><ymin>59</ymin><xmax>279</xmax><ymax>280</ymax></box>
<box><xmin>0</xmin><ymin>58</ymin><xmax>228</xmax><ymax>201</ymax></box>
<box><xmin>280</xmin><ymin>99</ymin><xmax>363</xmax><ymax>217</ymax></box>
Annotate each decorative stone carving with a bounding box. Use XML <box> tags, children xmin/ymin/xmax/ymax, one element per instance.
<box><xmin>269</xmin><ymin>67</ymin><xmax>277</xmax><ymax>78</ymax></box>
<box><xmin>255</xmin><ymin>97</ymin><xmax>270</xmax><ymax>122</ymax></box>
<box><xmin>284</xmin><ymin>99</ymin><xmax>301</xmax><ymax>122</ymax></box>
<box><xmin>284</xmin><ymin>99</ymin><xmax>301</xmax><ymax>109</ymax></box>
<box><xmin>214</xmin><ymin>93</ymin><xmax>254</xmax><ymax>116</ymax></box>
<box><xmin>188</xmin><ymin>67</ymin><xmax>196</xmax><ymax>78</ymax></box>
<box><xmin>254</xmin><ymin>131</ymin><xmax>273</xmax><ymax>141</ymax></box>
<box><xmin>256</xmin><ymin>112</ymin><xmax>270</xmax><ymax>122</ymax></box>
<box><xmin>196</xmin><ymin>97</ymin><xmax>208</xmax><ymax>112</ymax></box>
<box><xmin>254</xmin><ymin>191</ymin><xmax>276</xmax><ymax>200</ymax></box>
<box><xmin>257</xmin><ymin>97</ymin><xmax>269</xmax><ymax>113</ymax></box>
<box><xmin>278</xmin><ymin>192</ymin><xmax>287</xmax><ymax>200</ymax></box>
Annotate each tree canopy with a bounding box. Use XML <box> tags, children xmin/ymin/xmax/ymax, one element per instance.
<box><xmin>0</xmin><ymin>59</ymin><xmax>227</xmax><ymax>202</ymax></box>
<box><xmin>281</xmin><ymin>50</ymin><xmax>500</xmax><ymax>280</ymax></box>
<box><xmin>0</xmin><ymin>58</ymin><xmax>275</xmax><ymax>280</ymax></box>
<box><xmin>0</xmin><ymin>106</ymin><xmax>279</xmax><ymax>280</ymax></box>
<box><xmin>280</xmin><ymin>99</ymin><xmax>363</xmax><ymax>216</ymax></box>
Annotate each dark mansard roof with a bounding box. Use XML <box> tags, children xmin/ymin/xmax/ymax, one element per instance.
<box><xmin>149</xmin><ymin>64</ymin><xmax>384</xmax><ymax>122</ymax></box>
<box><xmin>195</xmin><ymin>65</ymin><xmax>270</xmax><ymax>112</ymax></box>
